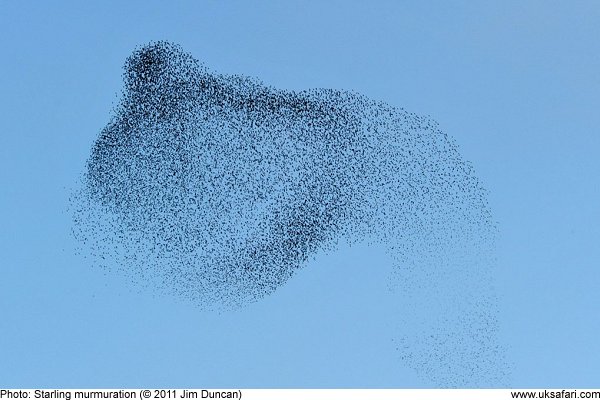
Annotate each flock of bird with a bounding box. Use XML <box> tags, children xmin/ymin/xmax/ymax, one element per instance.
<box><xmin>72</xmin><ymin>41</ymin><xmax>506</xmax><ymax>387</ymax></box>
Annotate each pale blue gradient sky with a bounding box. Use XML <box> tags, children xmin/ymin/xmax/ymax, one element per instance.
<box><xmin>1</xmin><ymin>1</ymin><xmax>599</xmax><ymax>387</ymax></box>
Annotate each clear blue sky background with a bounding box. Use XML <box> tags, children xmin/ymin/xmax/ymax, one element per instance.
<box><xmin>1</xmin><ymin>1</ymin><xmax>599</xmax><ymax>388</ymax></box>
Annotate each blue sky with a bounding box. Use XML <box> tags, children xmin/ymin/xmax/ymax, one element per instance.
<box><xmin>1</xmin><ymin>1</ymin><xmax>599</xmax><ymax>387</ymax></box>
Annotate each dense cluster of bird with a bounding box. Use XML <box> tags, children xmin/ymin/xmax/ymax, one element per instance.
<box><xmin>72</xmin><ymin>41</ymin><xmax>505</xmax><ymax>387</ymax></box>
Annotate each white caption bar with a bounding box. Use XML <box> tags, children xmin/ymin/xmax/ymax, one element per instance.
<box><xmin>1</xmin><ymin>389</ymin><xmax>599</xmax><ymax>400</ymax></box>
